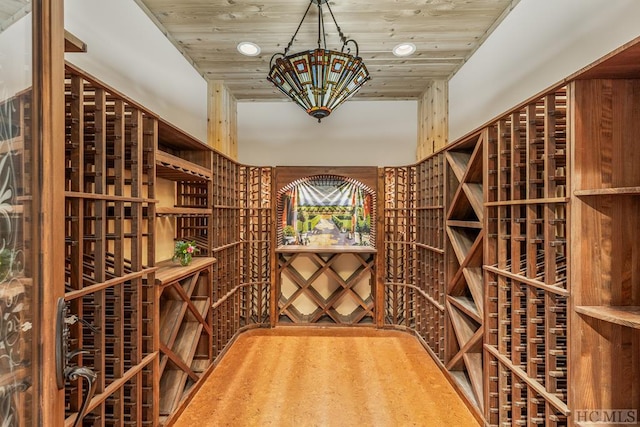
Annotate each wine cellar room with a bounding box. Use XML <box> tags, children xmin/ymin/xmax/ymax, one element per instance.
<box><xmin>1</xmin><ymin>0</ymin><xmax>640</xmax><ymax>426</ymax></box>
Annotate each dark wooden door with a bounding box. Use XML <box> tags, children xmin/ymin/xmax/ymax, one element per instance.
<box><xmin>0</xmin><ymin>1</ymin><xmax>66</xmax><ymax>425</ymax></box>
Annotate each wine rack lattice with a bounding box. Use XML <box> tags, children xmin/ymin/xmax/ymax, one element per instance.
<box><xmin>484</xmin><ymin>87</ymin><xmax>569</xmax><ymax>427</ymax></box>
<box><xmin>383</xmin><ymin>155</ymin><xmax>446</xmax><ymax>363</ymax></box>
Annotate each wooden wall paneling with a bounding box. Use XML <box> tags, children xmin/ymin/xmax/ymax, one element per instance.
<box><xmin>274</xmin><ymin>166</ymin><xmax>379</xmax><ymax>194</ymax></box>
<box><xmin>417</xmin><ymin>80</ymin><xmax>448</xmax><ymax>160</ymax></box>
<box><xmin>207</xmin><ymin>81</ymin><xmax>237</xmax><ymax>160</ymax></box>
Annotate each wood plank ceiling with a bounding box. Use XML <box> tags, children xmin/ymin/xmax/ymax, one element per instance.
<box><xmin>0</xmin><ymin>0</ymin><xmax>30</xmax><ymax>30</ymax></box>
<box><xmin>136</xmin><ymin>0</ymin><xmax>517</xmax><ymax>101</ymax></box>
<box><xmin>0</xmin><ymin>0</ymin><xmax>517</xmax><ymax>100</ymax></box>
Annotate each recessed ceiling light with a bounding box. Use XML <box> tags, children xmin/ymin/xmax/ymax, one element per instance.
<box><xmin>392</xmin><ymin>42</ymin><xmax>416</xmax><ymax>57</ymax></box>
<box><xmin>237</xmin><ymin>41</ymin><xmax>261</xmax><ymax>56</ymax></box>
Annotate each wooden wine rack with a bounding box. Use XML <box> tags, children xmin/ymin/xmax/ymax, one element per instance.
<box><xmin>415</xmin><ymin>154</ymin><xmax>446</xmax><ymax>362</ymax></box>
<box><xmin>382</xmin><ymin>166</ymin><xmax>415</xmax><ymax>329</ymax></box>
<box><xmin>155</xmin><ymin>258</ymin><xmax>214</xmax><ymax>425</ymax></box>
<box><xmin>212</xmin><ymin>153</ymin><xmax>272</xmax><ymax>358</ymax></box>
<box><xmin>445</xmin><ymin>131</ymin><xmax>485</xmax><ymax>413</ymax></box>
<box><xmin>61</xmin><ymin>64</ymin><xmax>274</xmax><ymax>426</ymax></box>
<box><xmin>483</xmin><ymin>87</ymin><xmax>569</xmax><ymax>426</ymax></box>
<box><xmin>63</xmin><ymin>65</ymin><xmax>157</xmax><ymax>426</ymax></box>
<box><xmin>53</xmin><ymin>31</ymin><xmax>640</xmax><ymax>427</ymax></box>
<box><xmin>238</xmin><ymin>166</ymin><xmax>272</xmax><ymax>327</ymax></box>
<box><xmin>382</xmin><ymin>157</ymin><xmax>446</xmax><ymax>363</ymax></box>
<box><xmin>276</xmin><ymin>247</ymin><xmax>376</xmax><ymax>324</ymax></box>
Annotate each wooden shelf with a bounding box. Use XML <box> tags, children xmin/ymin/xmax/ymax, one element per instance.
<box><xmin>446</xmin><ymin>219</ymin><xmax>482</xmax><ymax>229</ymax></box>
<box><xmin>447</xmin><ymin>301</ymin><xmax>481</xmax><ymax>347</ymax></box>
<box><xmin>156</xmin><ymin>150</ymin><xmax>212</xmax><ymax>181</ymax></box>
<box><xmin>446</xmin><ymin>151</ymin><xmax>471</xmax><ymax>182</ymax></box>
<box><xmin>158</xmin><ymin>120</ymin><xmax>210</xmax><ymax>152</ymax></box>
<box><xmin>462</xmin><ymin>183</ymin><xmax>484</xmax><ymax>222</ymax></box>
<box><xmin>574</xmin><ymin>186</ymin><xmax>640</xmax><ymax>196</ymax></box>
<box><xmin>447</xmin><ymin>295</ymin><xmax>481</xmax><ymax>323</ymax></box>
<box><xmin>446</xmin><ymin>226</ymin><xmax>480</xmax><ymax>264</ymax></box>
<box><xmin>156</xmin><ymin>206</ymin><xmax>212</xmax><ymax>217</ymax></box>
<box><xmin>276</xmin><ymin>245</ymin><xmax>377</xmax><ymax>254</ymax></box>
<box><xmin>576</xmin><ymin>306</ymin><xmax>640</xmax><ymax>329</ymax></box>
<box><xmin>157</xmin><ymin>258</ymin><xmax>213</xmax><ymax>420</ymax></box>
<box><xmin>155</xmin><ymin>257</ymin><xmax>216</xmax><ymax>286</ymax></box>
<box><xmin>570</xmin><ymin>78</ymin><xmax>640</xmax><ymax>419</ymax></box>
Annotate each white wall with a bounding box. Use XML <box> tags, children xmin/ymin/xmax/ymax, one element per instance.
<box><xmin>0</xmin><ymin>14</ymin><xmax>31</xmax><ymax>100</ymax></box>
<box><xmin>62</xmin><ymin>1</ymin><xmax>640</xmax><ymax>163</ymax></box>
<box><xmin>238</xmin><ymin>100</ymin><xmax>418</xmax><ymax>167</ymax></box>
<box><xmin>64</xmin><ymin>0</ymin><xmax>208</xmax><ymax>142</ymax></box>
<box><xmin>449</xmin><ymin>0</ymin><xmax>640</xmax><ymax>141</ymax></box>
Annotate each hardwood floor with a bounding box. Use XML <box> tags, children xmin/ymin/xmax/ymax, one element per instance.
<box><xmin>172</xmin><ymin>327</ymin><xmax>479</xmax><ymax>426</ymax></box>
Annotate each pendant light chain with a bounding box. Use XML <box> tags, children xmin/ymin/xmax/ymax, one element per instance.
<box><xmin>325</xmin><ymin>3</ymin><xmax>346</xmax><ymax>49</ymax></box>
<box><xmin>318</xmin><ymin>2</ymin><xmax>327</xmax><ymax>50</ymax></box>
<box><xmin>283</xmin><ymin>1</ymin><xmax>314</xmax><ymax>57</ymax></box>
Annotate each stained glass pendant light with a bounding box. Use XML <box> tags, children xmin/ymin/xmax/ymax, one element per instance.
<box><xmin>267</xmin><ymin>0</ymin><xmax>370</xmax><ymax>122</ymax></box>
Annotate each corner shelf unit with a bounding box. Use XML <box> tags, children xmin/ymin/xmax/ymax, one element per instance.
<box><xmin>155</xmin><ymin>257</ymin><xmax>215</xmax><ymax>425</ymax></box>
<box><xmin>569</xmin><ymin>78</ymin><xmax>640</xmax><ymax>422</ymax></box>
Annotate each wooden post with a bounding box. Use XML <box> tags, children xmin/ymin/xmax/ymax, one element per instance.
<box><xmin>32</xmin><ymin>0</ymin><xmax>66</xmax><ymax>424</ymax></box>
<box><xmin>207</xmin><ymin>80</ymin><xmax>238</xmax><ymax>159</ymax></box>
<box><xmin>376</xmin><ymin>168</ymin><xmax>386</xmax><ymax>327</ymax></box>
<box><xmin>417</xmin><ymin>80</ymin><xmax>448</xmax><ymax>160</ymax></box>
